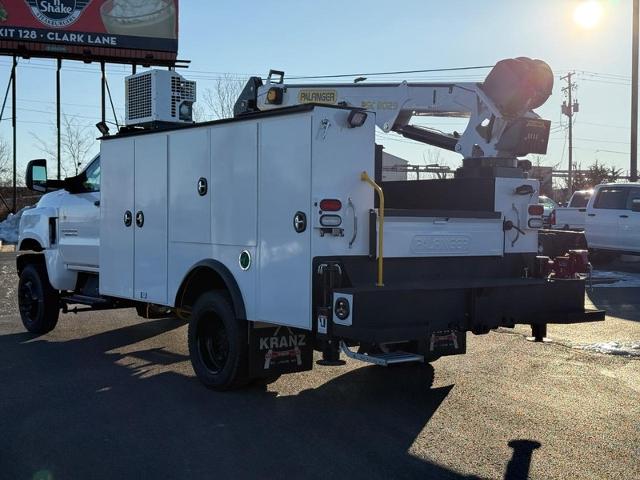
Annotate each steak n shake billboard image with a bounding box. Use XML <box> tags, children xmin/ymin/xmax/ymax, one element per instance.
<box><xmin>0</xmin><ymin>0</ymin><xmax>179</xmax><ymax>65</ymax></box>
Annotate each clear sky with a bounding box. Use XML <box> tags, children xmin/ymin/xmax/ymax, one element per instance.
<box><xmin>0</xmin><ymin>0</ymin><xmax>636</xmax><ymax>179</ymax></box>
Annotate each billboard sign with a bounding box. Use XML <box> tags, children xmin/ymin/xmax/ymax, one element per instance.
<box><xmin>0</xmin><ymin>0</ymin><xmax>179</xmax><ymax>65</ymax></box>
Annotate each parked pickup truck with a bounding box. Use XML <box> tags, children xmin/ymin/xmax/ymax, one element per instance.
<box><xmin>551</xmin><ymin>190</ymin><xmax>592</xmax><ymax>231</ymax></box>
<box><xmin>585</xmin><ymin>183</ymin><xmax>640</xmax><ymax>255</ymax></box>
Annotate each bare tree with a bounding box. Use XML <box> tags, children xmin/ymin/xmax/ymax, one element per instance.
<box><xmin>200</xmin><ymin>75</ymin><xmax>245</xmax><ymax>120</ymax></box>
<box><xmin>31</xmin><ymin>115</ymin><xmax>96</xmax><ymax>178</ymax></box>
<box><xmin>0</xmin><ymin>137</ymin><xmax>11</xmax><ymax>187</ymax></box>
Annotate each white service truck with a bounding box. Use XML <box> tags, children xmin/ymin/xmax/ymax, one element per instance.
<box><xmin>17</xmin><ymin>61</ymin><xmax>603</xmax><ymax>390</ymax></box>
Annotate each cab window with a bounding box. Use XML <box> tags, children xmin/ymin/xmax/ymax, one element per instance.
<box><xmin>593</xmin><ymin>187</ymin><xmax>628</xmax><ymax>210</ymax></box>
<box><xmin>626</xmin><ymin>188</ymin><xmax>640</xmax><ymax>211</ymax></box>
<box><xmin>82</xmin><ymin>158</ymin><xmax>100</xmax><ymax>193</ymax></box>
<box><xmin>569</xmin><ymin>192</ymin><xmax>590</xmax><ymax>208</ymax></box>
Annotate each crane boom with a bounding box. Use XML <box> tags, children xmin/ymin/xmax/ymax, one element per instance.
<box><xmin>234</xmin><ymin>58</ymin><xmax>554</xmax><ymax>161</ymax></box>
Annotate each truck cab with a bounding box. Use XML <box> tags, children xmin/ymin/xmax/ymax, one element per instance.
<box><xmin>19</xmin><ymin>155</ymin><xmax>101</xmax><ymax>290</ymax></box>
<box><xmin>585</xmin><ymin>183</ymin><xmax>640</xmax><ymax>255</ymax></box>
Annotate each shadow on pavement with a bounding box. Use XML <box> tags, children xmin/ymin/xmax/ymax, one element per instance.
<box><xmin>0</xmin><ymin>318</ymin><xmax>531</xmax><ymax>479</ymax></box>
<box><xmin>504</xmin><ymin>440</ymin><xmax>542</xmax><ymax>480</ymax></box>
<box><xmin>587</xmin><ymin>288</ymin><xmax>640</xmax><ymax>322</ymax></box>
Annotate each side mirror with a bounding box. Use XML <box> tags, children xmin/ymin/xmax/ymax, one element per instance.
<box><xmin>631</xmin><ymin>200</ymin><xmax>640</xmax><ymax>213</ymax></box>
<box><xmin>25</xmin><ymin>159</ymin><xmax>48</xmax><ymax>193</ymax></box>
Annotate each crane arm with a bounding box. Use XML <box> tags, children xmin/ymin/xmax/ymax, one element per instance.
<box><xmin>234</xmin><ymin>58</ymin><xmax>554</xmax><ymax>161</ymax></box>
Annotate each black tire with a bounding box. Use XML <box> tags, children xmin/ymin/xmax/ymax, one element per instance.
<box><xmin>188</xmin><ymin>291</ymin><xmax>248</xmax><ymax>390</ymax></box>
<box><xmin>18</xmin><ymin>263</ymin><xmax>59</xmax><ymax>334</ymax></box>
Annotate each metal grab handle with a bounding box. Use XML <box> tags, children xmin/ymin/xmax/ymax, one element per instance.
<box><xmin>347</xmin><ymin>197</ymin><xmax>357</xmax><ymax>249</ymax></box>
<box><xmin>361</xmin><ymin>171</ymin><xmax>384</xmax><ymax>287</ymax></box>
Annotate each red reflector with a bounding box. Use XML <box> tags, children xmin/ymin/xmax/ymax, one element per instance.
<box><xmin>528</xmin><ymin>204</ymin><xmax>544</xmax><ymax>216</ymax></box>
<box><xmin>320</xmin><ymin>199</ymin><xmax>342</xmax><ymax>211</ymax></box>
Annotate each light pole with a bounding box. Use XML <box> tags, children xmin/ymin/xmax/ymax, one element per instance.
<box><xmin>631</xmin><ymin>0</ymin><xmax>639</xmax><ymax>182</ymax></box>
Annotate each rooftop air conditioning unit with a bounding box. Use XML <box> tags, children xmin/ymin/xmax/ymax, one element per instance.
<box><xmin>125</xmin><ymin>70</ymin><xmax>196</xmax><ymax>127</ymax></box>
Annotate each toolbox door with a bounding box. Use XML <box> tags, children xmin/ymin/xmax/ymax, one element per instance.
<box><xmin>100</xmin><ymin>139</ymin><xmax>134</xmax><ymax>298</ymax></box>
<box><xmin>257</xmin><ymin>115</ymin><xmax>312</xmax><ymax>329</ymax></box>
<box><xmin>133</xmin><ymin>134</ymin><xmax>168</xmax><ymax>304</ymax></box>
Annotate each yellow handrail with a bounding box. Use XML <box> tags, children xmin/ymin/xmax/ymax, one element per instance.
<box><xmin>360</xmin><ymin>171</ymin><xmax>384</xmax><ymax>287</ymax></box>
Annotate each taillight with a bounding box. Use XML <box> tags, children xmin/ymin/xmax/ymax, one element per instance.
<box><xmin>528</xmin><ymin>204</ymin><xmax>544</xmax><ymax>216</ymax></box>
<box><xmin>320</xmin><ymin>199</ymin><xmax>342</xmax><ymax>211</ymax></box>
<box><xmin>550</xmin><ymin>209</ymin><xmax>556</xmax><ymax>225</ymax></box>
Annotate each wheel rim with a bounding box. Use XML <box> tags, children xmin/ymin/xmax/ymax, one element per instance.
<box><xmin>196</xmin><ymin>312</ymin><xmax>229</xmax><ymax>375</ymax></box>
<box><xmin>19</xmin><ymin>279</ymin><xmax>41</xmax><ymax>323</ymax></box>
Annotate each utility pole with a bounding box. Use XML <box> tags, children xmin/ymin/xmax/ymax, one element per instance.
<box><xmin>631</xmin><ymin>0</ymin><xmax>639</xmax><ymax>182</ymax></box>
<box><xmin>561</xmin><ymin>72</ymin><xmax>578</xmax><ymax>192</ymax></box>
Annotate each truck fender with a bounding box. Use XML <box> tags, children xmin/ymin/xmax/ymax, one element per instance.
<box><xmin>174</xmin><ymin>259</ymin><xmax>247</xmax><ymax>320</ymax></box>
<box><xmin>19</xmin><ymin>206</ymin><xmax>57</xmax><ymax>250</ymax></box>
<box><xmin>18</xmin><ymin>237</ymin><xmax>44</xmax><ymax>252</ymax></box>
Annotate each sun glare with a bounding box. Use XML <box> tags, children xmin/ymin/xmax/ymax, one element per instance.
<box><xmin>573</xmin><ymin>1</ymin><xmax>604</xmax><ymax>29</ymax></box>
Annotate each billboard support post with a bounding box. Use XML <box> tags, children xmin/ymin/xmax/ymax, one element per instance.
<box><xmin>11</xmin><ymin>56</ymin><xmax>16</xmax><ymax>214</ymax></box>
<box><xmin>56</xmin><ymin>58</ymin><xmax>62</xmax><ymax>180</ymax></box>
<box><xmin>101</xmin><ymin>61</ymin><xmax>106</xmax><ymax>125</ymax></box>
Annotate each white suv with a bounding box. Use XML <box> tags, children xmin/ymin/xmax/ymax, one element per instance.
<box><xmin>585</xmin><ymin>183</ymin><xmax>640</xmax><ymax>255</ymax></box>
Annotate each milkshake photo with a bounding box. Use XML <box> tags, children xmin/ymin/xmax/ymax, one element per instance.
<box><xmin>101</xmin><ymin>0</ymin><xmax>177</xmax><ymax>38</ymax></box>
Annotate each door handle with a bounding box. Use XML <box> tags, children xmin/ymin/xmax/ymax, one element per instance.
<box><xmin>123</xmin><ymin>210</ymin><xmax>132</xmax><ymax>227</ymax></box>
<box><xmin>94</xmin><ymin>200</ymin><xmax>101</xmax><ymax>207</ymax></box>
<box><xmin>587</xmin><ymin>213</ymin><xmax>596</xmax><ymax>217</ymax></box>
<box><xmin>347</xmin><ymin>197</ymin><xmax>357</xmax><ymax>249</ymax></box>
<box><xmin>578</xmin><ymin>208</ymin><xmax>586</xmax><ymax>212</ymax></box>
<box><xmin>620</xmin><ymin>214</ymin><xmax>629</xmax><ymax>218</ymax></box>
<box><xmin>136</xmin><ymin>211</ymin><xmax>144</xmax><ymax>228</ymax></box>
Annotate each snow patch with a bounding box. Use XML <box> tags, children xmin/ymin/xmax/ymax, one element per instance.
<box><xmin>573</xmin><ymin>341</ymin><xmax>640</xmax><ymax>357</ymax></box>
<box><xmin>0</xmin><ymin>208</ymin><xmax>27</xmax><ymax>244</ymax></box>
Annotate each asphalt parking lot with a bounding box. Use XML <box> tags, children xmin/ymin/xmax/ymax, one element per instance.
<box><xmin>0</xmin><ymin>252</ymin><xmax>638</xmax><ymax>480</ymax></box>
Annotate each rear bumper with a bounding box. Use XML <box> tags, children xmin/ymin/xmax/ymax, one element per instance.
<box><xmin>331</xmin><ymin>277</ymin><xmax>604</xmax><ymax>343</ymax></box>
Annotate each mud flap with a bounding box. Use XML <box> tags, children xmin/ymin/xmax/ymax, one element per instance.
<box><xmin>249</xmin><ymin>324</ymin><xmax>314</xmax><ymax>378</ymax></box>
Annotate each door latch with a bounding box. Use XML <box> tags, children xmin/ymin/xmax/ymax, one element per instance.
<box><xmin>197</xmin><ymin>177</ymin><xmax>208</xmax><ymax>196</ymax></box>
<box><xmin>293</xmin><ymin>211</ymin><xmax>307</xmax><ymax>233</ymax></box>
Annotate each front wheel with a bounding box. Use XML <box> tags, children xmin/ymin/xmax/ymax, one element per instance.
<box><xmin>18</xmin><ymin>263</ymin><xmax>60</xmax><ymax>334</ymax></box>
<box><xmin>188</xmin><ymin>291</ymin><xmax>248</xmax><ymax>390</ymax></box>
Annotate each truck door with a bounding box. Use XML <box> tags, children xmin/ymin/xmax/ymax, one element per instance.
<box><xmin>621</xmin><ymin>187</ymin><xmax>640</xmax><ymax>252</ymax></box>
<box><xmin>257</xmin><ymin>116</ymin><xmax>312</xmax><ymax>329</ymax></box>
<box><xmin>133</xmin><ymin>135</ymin><xmax>168</xmax><ymax>304</ymax></box>
<box><xmin>587</xmin><ymin>186</ymin><xmax>629</xmax><ymax>250</ymax></box>
<box><xmin>58</xmin><ymin>157</ymin><xmax>101</xmax><ymax>269</ymax></box>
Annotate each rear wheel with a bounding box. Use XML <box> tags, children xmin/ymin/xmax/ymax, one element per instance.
<box><xmin>188</xmin><ymin>291</ymin><xmax>248</xmax><ymax>390</ymax></box>
<box><xmin>18</xmin><ymin>263</ymin><xmax>59</xmax><ymax>334</ymax></box>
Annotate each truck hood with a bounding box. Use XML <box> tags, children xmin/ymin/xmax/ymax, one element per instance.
<box><xmin>35</xmin><ymin>189</ymin><xmax>68</xmax><ymax>208</ymax></box>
